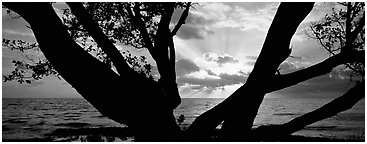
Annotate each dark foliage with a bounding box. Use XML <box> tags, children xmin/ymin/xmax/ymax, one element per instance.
<box><xmin>307</xmin><ymin>2</ymin><xmax>365</xmax><ymax>77</ymax></box>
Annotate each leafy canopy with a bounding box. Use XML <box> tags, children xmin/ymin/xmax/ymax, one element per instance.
<box><xmin>3</xmin><ymin>2</ymin><xmax>190</xmax><ymax>83</ymax></box>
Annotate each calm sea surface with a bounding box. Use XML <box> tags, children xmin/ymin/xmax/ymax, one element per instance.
<box><xmin>2</xmin><ymin>97</ymin><xmax>365</xmax><ymax>141</ymax></box>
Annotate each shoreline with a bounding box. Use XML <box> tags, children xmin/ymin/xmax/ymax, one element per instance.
<box><xmin>3</xmin><ymin>126</ymin><xmax>364</xmax><ymax>142</ymax></box>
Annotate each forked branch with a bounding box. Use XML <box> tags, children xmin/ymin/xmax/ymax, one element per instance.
<box><xmin>67</xmin><ymin>2</ymin><xmax>137</xmax><ymax>78</ymax></box>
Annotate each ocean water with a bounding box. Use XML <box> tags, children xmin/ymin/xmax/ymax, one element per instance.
<box><xmin>2</xmin><ymin>97</ymin><xmax>365</xmax><ymax>141</ymax></box>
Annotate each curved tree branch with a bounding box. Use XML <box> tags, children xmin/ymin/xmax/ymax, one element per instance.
<box><xmin>268</xmin><ymin>50</ymin><xmax>364</xmax><ymax>93</ymax></box>
<box><xmin>253</xmin><ymin>82</ymin><xmax>364</xmax><ymax>140</ymax></box>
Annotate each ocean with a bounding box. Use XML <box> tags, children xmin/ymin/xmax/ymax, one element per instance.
<box><xmin>2</xmin><ymin>97</ymin><xmax>365</xmax><ymax>141</ymax></box>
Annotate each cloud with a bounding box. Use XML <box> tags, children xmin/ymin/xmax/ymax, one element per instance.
<box><xmin>177</xmin><ymin>76</ymin><xmax>222</xmax><ymax>88</ymax></box>
<box><xmin>278</xmin><ymin>61</ymin><xmax>304</xmax><ymax>74</ymax></box>
<box><xmin>176</xmin><ymin>25</ymin><xmax>212</xmax><ymax>40</ymax></box>
<box><xmin>179</xmin><ymin>83</ymin><xmax>242</xmax><ymax>98</ymax></box>
<box><xmin>172</xmin><ymin>7</ymin><xmax>215</xmax><ymax>26</ymax></box>
<box><xmin>177</xmin><ymin>75</ymin><xmax>244</xmax><ymax>89</ymax></box>
<box><xmin>328</xmin><ymin>65</ymin><xmax>360</xmax><ymax>80</ymax></box>
<box><xmin>172</xmin><ymin>7</ymin><xmax>215</xmax><ymax>40</ymax></box>
<box><xmin>175</xmin><ymin>52</ymin><xmax>249</xmax><ymax>92</ymax></box>
<box><xmin>206</xmin><ymin>69</ymin><xmax>217</xmax><ymax>76</ymax></box>
<box><xmin>175</xmin><ymin>59</ymin><xmax>200</xmax><ymax>76</ymax></box>
<box><xmin>195</xmin><ymin>52</ymin><xmax>252</xmax><ymax>75</ymax></box>
<box><xmin>291</xmin><ymin>34</ymin><xmax>308</xmax><ymax>43</ymax></box>
<box><xmin>302</xmin><ymin>2</ymin><xmax>335</xmax><ymax>24</ymax></box>
<box><xmin>186</xmin><ymin>69</ymin><xmax>220</xmax><ymax>79</ymax></box>
<box><xmin>191</xmin><ymin>2</ymin><xmax>278</xmax><ymax>32</ymax></box>
<box><xmin>244</xmin><ymin>54</ymin><xmax>315</xmax><ymax>75</ymax></box>
<box><xmin>245</xmin><ymin>55</ymin><xmax>258</xmax><ymax>60</ymax></box>
<box><xmin>217</xmin><ymin>55</ymin><xmax>239</xmax><ymax>65</ymax></box>
<box><xmin>191</xmin><ymin>2</ymin><xmax>233</xmax><ymax>21</ymax></box>
<box><xmin>245</xmin><ymin>55</ymin><xmax>258</xmax><ymax>66</ymax></box>
<box><xmin>177</xmin><ymin>68</ymin><xmax>248</xmax><ymax>90</ymax></box>
<box><xmin>290</xmin><ymin>2</ymin><xmax>345</xmax><ymax>44</ymax></box>
<box><xmin>218</xmin><ymin>73</ymin><xmax>248</xmax><ymax>84</ymax></box>
<box><xmin>176</xmin><ymin>71</ymin><xmax>248</xmax><ymax>97</ymax></box>
<box><xmin>172</xmin><ymin>2</ymin><xmax>278</xmax><ymax>40</ymax></box>
<box><xmin>204</xmin><ymin>52</ymin><xmax>239</xmax><ymax>66</ymax></box>
<box><xmin>225</xmin><ymin>2</ymin><xmax>276</xmax><ymax>11</ymax></box>
<box><xmin>246</xmin><ymin>61</ymin><xmax>256</xmax><ymax>66</ymax></box>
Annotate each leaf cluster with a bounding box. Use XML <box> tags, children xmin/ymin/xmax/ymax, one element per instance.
<box><xmin>122</xmin><ymin>50</ymin><xmax>153</xmax><ymax>80</ymax></box>
<box><xmin>2</xmin><ymin>39</ymin><xmax>38</xmax><ymax>52</ymax></box>
<box><xmin>307</xmin><ymin>2</ymin><xmax>365</xmax><ymax>77</ymax></box>
<box><xmin>3</xmin><ymin>60</ymin><xmax>58</xmax><ymax>84</ymax></box>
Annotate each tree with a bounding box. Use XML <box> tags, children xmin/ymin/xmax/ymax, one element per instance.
<box><xmin>2</xmin><ymin>2</ymin><xmax>364</xmax><ymax>141</ymax></box>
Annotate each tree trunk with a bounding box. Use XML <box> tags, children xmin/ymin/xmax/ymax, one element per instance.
<box><xmin>3</xmin><ymin>2</ymin><xmax>180</xmax><ymax>141</ymax></box>
<box><xmin>127</xmin><ymin>2</ymin><xmax>182</xmax><ymax>110</ymax></box>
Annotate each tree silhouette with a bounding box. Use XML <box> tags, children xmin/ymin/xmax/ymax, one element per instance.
<box><xmin>2</xmin><ymin>2</ymin><xmax>364</xmax><ymax>141</ymax></box>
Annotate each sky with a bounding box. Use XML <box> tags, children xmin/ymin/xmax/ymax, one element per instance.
<box><xmin>2</xmin><ymin>2</ymin><xmax>356</xmax><ymax>98</ymax></box>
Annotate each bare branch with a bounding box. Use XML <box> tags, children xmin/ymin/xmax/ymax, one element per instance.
<box><xmin>268</xmin><ymin>50</ymin><xmax>364</xmax><ymax>93</ymax></box>
<box><xmin>171</xmin><ymin>2</ymin><xmax>191</xmax><ymax>36</ymax></box>
<box><xmin>309</xmin><ymin>26</ymin><xmax>337</xmax><ymax>55</ymax></box>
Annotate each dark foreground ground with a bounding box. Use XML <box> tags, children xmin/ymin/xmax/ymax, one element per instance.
<box><xmin>3</xmin><ymin>126</ymin><xmax>365</xmax><ymax>142</ymax></box>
